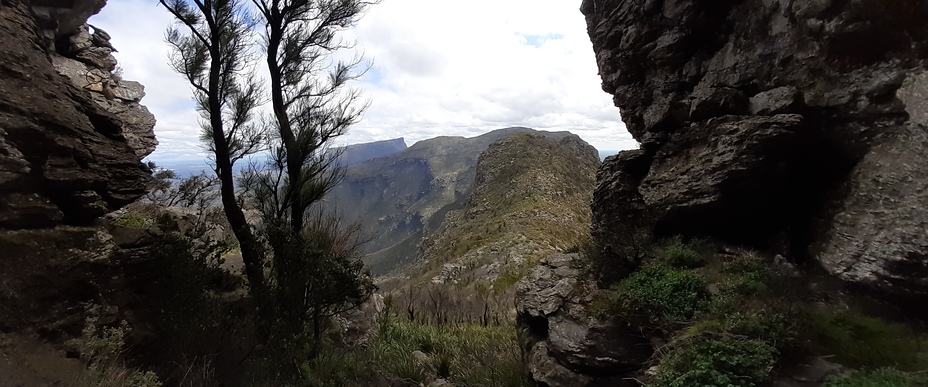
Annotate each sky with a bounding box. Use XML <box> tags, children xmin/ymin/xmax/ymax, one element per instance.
<box><xmin>89</xmin><ymin>0</ymin><xmax>637</xmax><ymax>165</ymax></box>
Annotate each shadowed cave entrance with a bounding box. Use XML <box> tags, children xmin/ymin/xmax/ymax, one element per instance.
<box><xmin>652</xmin><ymin>133</ymin><xmax>859</xmax><ymax>264</ymax></box>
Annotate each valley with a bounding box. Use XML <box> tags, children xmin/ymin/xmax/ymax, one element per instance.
<box><xmin>0</xmin><ymin>0</ymin><xmax>926</xmax><ymax>386</ymax></box>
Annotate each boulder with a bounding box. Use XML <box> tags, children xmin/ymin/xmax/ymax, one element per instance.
<box><xmin>516</xmin><ymin>253</ymin><xmax>652</xmax><ymax>383</ymax></box>
<box><xmin>515</xmin><ymin>253</ymin><xmax>580</xmax><ymax>318</ymax></box>
<box><xmin>813</xmin><ymin>74</ymin><xmax>928</xmax><ymax>300</ymax></box>
<box><xmin>0</xmin><ymin>0</ymin><xmax>155</xmax><ymax>347</ymax></box>
<box><xmin>51</xmin><ymin>31</ymin><xmax>157</xmax><ymax>158</ymax></box>
<box><xmin>0</xmin><ymin>1</ymin><xmax>150</xmax><ymax>228</ymax></box>
<box><xmin>528</xmin><ymin>341</ymin><xmax>593</xmax><ymax>387</ymax></box>
<box><xmin>547</xmin><ymin>314</ymin><xmax>651</xmax><ymax>373</ymax></box>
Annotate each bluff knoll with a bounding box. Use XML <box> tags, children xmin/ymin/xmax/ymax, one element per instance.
<box><xmin>584</xmin><ymin>0</ymin><xmax>927</xmax><ymax>303</ymax></box>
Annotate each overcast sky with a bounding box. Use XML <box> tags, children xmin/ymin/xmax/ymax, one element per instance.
<box><xmin>90</xmin><ymin>0</ymin><xmax>636</xmax><ymax>164</ymax></box>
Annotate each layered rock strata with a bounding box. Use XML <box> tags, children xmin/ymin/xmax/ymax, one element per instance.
<box><xmin>516</xmin><ymin>254</ymin><xmax>648</xmax><ymax>386</ymax></box>
<box><xmin>1</xmin><ymin>0</ymin><xmax>155</xmax><ymax>229</ymax></box>
<box><xmin>582</xmin><ymin>0</ymin><xmax>928</xmax><ymax>301</ymax></box>
<box><xmin>0</xmin><ymin>0</ymin><xmax>156</xmax><ymax>340</ymax></box>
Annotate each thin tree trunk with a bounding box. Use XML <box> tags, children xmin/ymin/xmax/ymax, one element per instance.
<box><xmin>264</xmin><ymin>15</ymin><xmax>305</xmax><ymax>233</ymax></box>
<box><xmin>207</xmin><ymin>36</ymin><xmax>265</xmax><ymax>295</ymax></box>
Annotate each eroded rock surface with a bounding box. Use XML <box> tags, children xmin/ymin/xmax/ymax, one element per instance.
<box><xmin>515</xmin><ymin>254</ymin><xmax>652</xmax><ymax>386</ymax></box>
<box><xmin>584</xmin><ymin>0</ymin><xmax>928</xmax><ymax>299</ymax></box>
<box><xmin>0</xmin><ymin>0</ymin><xmax>156</xmax><ymax>343</ymax></box>
<box><xmin>0</xmin><ymin>0</ymin><xmax>153</xmax><ymax>229</ymax></box>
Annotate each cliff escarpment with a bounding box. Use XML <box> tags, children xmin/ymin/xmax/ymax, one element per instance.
<box><xmin>1</xmin><ymin>0</ymin><xmax>155</xmax><ymax>229</ymax></box>
<box><xmin>414</xmin><ymin>132</ymin><xmax>600</xmax><ymax>289</ymax></box>
<box><xmin>327</xmin><ymin>127</ymin><xmax>581</xmax><ymax>275</ymax></box>
<box><xmin>583</xmin><ymin>0</ymin><xmax>928</xmax><ymax>303</ymax></box>
<box><xmin>0</xmin><ymin>0</ymin><xmax>156</xmax><ymax>347</ymax></box>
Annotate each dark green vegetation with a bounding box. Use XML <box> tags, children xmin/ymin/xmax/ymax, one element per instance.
<box><xmin>589</xmin><ymin>239</ymin><xmax>928</xmax><ymax>387</ymax></box>
<box><xmin>154</xmin><ymin>0</ymin><xmax>379</xmax><ymax>383</ymax></box>
<box><xmin>825</xmin><ymin>368</ymin><xmax>928</xmax><ymax>387</ymax></box>
<box><xmin>268</xmin><ymin>309</ymin><xmax>530</xmax><ymax>387</ymax></box>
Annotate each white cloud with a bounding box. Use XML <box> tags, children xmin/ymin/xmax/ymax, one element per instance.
<box><xmin>91</xmin><ymin>0</ymin><xmax>636</xmax><ymax>165</ymax></box>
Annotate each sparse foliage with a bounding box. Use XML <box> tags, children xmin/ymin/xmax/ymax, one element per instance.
<box><xmin>71</xmin><ymin>318</ymin><xmax>163</xmax><ymax>387</ymax></box>
<box><xmin>160</xmin><ymin>0</ymin><xmax>268</xmax><ymax>295</ymax></box>
<box><xmin>264</xmin><ymin>211</ymin><xmax>375</xmax><ymax>365</ymax></box>
<box><xmin>145</xmin><ymin>162</ymin><xmax>220</xmax><ymax>209</ymax></box>
<box><xmin>245</xmin><ymin>0</ymin><xmax>375</xmax><ymax>230</ymax></box>
<box><xmin>161</xmin><ymin>0</ymin><xmax>381</xmax><ymax>380</ymax></box>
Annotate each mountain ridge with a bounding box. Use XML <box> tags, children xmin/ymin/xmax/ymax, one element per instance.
<box><xmin>325</xmin><ymin>127</ymin><xmax>583</xmax><ymax>275</ymax></box>
<box><xmin>412</xmin><ymin>132</ymin><xmax>600</xmax><ymax>289</ymax></box>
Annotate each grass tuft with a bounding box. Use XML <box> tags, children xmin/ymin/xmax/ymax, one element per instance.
<box><xmin>370</xmin><ymin>319</ymin><xmax>528</xmax><ymax>386</ymax></box>
<box><xmin>825</xmin><ymin>367</ymin><xmax>928</xmax><ymax>387</ymax></box>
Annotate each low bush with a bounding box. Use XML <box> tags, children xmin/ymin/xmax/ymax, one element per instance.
<box><xmin>299</xmin><ymin>344</ymin><xmax>378</xmax><ymax>387</ymax></box>
<box><xmin>615</xmin><ymin>265</ymin><xmax>709</xmax><ymax>325</ymax></box>
<box><xmin>825</xmin><ymin>367</ymin><xmax>928</xmax><ymax>387</ymax></box>
<box><xmin>70</xmin><ymin>318</ymin><xmax>163</xmax><ymax>387</ymax></box>
<box><xmin>112</xmin><ymin>212</ymin><xmax>153</xmax><ymax>229</ymax></box>
<box><xmin>802</xmin><ymin>307</ymin><xmax>927</xmax><ymax>371</ymax></box>
<box><xmin>719</xmin><ymin>254</ymin><xmax>773</xmax><ymax>296</ymax></box>
<box><xmin>652</xmin><ymin>334</ymin><xmax>777</xmax><ymax>387</ymax></box>
<box><xmin>660</xmin><ymin>238</ymin><xmax>709</xmax><ymax>269</ymax></box>
<box><xmin>683</xmin><ymin>309</ymin><xmax>797</xmax><ymax>352</ymax></box>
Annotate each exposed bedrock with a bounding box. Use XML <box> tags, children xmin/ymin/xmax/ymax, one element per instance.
<box><xmin>0</xmin><ymin>0</ymin><xmax>154</xmax><ymax>229</ymax></box>
<box><xmin>516</xmin><ymin>254</ymin><xmax>650</xmax><ymax>386</ymax></box>
<box><xmin>583</xmin><ymin>0</ymin><xmax>928</xmax><ymax>301</ymax></box>
<box><xmin>0</xmin><ymin>0</ymin><xmax>156</xmax><ymax>342</ymax></box>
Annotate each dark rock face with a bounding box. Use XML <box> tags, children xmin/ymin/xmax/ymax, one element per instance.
<box><xmin>515</xmin><ymin>254</ymin><xmax>652</xmax><ymax>386</ymax></box>
<box><xmin>584</xmin><ymin>0</ymin><xmax>928</xmax><ymax>299</ymax></box>
<box><xmin>0</xmin><ymin>0</ymin><xmax>152</xmax><ymax>229</ymax></box>
<box><xmin>0</xmin><ymin>0</ymin><xmax>155</xmax><ymax>342</ymax></box>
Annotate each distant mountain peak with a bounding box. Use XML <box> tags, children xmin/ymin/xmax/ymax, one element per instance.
<box><xmin>325</xmin><ymin>127</ymin><xmax>599</xmax><ymax>277</ymax></box>
<box><xmin>335</xmin><ymin>138</ymin><xmax>407</xmax><ymax>166</ymax></box>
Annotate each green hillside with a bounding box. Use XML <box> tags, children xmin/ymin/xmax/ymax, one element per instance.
<box><xmin>326</xmin><ymin>127</ymin><xmax>580</xmax><ymax>274</ymax></box>
<box><xmin>412</xmin><ymin>132</ymin><xmax>600</xmax><ymax>291</ymax></box>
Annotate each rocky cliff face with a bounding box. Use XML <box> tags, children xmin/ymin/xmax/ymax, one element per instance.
<box><xmin>582</xmin><ymin>0</ymin><xmax>928</xmax><ymax>302</ymax></box>
<box><xmin>0</xmin><ymin>0</ymin><xmax>156</xmax><ymax>341</ymax></box>
<box><xmin>1</xmin><ymin>0</ymin><xmax>155</xmax><ymax>229</ymax></box>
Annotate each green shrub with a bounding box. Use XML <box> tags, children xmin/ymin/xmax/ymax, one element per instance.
<box><xmin>684</xmin><ymin>310</ymin><xmax>797</xmax><ymax>352</ymax></box>
<box><xmin>299</xmin><ymin>345</ymin><xmax>377</xmax><ymax>387</ymax></box>
<box><xmin>112</xmin><ymin>212</ymin><xmax>152</xmax><ymax>229</ymax></box>
<box><xmin>825</xmin><ymin>367</ymin><xmax>927</xmax><ymax>387</ymax></box>
<box><xmin>719</xmin><ymin>255</ymin><xmax>772</xmax><ymax>296</ymax></box>
<box><xmin>616</xmin><ymin>265</ymin><xmax>709</xmax><ymax>324</ymax></box>
<box><xmin>71</xmin><ymin>318</ymin><xmax>163</xmax><ymax>387</ymax></box>
<box><xmin>803</xmin><ymin>308</ymin><xmax>927</xmax><ymax>371</ymax></box>
<box><xmin>653</xmin><ymin>334</ymin><xmax>777</xmax><ymax>387</ymax></box>
<box><xmin>494</xmin><ymin>267</ymin><xmax>527</xmax><ymax>291</ymax></box>
<box><xmin>660</xmin><ymin>239</ymin><xmax>708</xmax><ymax>269</ymax></box>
